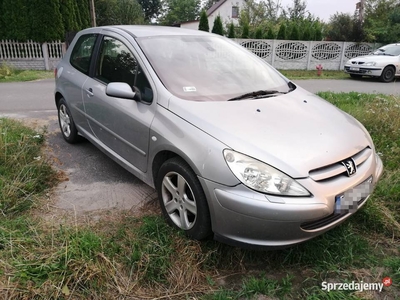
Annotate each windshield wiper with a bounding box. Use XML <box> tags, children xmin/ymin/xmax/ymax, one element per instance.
<box><xmin>228</xmin><ymin>90</ymin><xmax>287</xmax><ymax>101</ymax></box>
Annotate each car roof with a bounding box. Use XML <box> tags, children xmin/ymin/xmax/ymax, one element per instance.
<box><xmin>94</xmin><ymin>25</ymin><xmax>211</xmax><ymax>38</ymax></box>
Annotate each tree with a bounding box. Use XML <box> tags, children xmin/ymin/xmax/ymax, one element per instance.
<box><xmin>203</xmin><ymin>0</ymin><xmax>219</xmax><ymax>11</ymax></box>
<box><xmin>255</xmin><ymin>27</ymin><xmax>263</xmax><ymax>39</ymax></box>
<box><xmin>242</xmin><ymin>23</ymin><xmax>250</xmax><ymax>38</ymax></box>
<box><xmin>95</xmin><ymin>0</ymin><xmax>144</xmax><ymax>26</ymax></box>
<box><xmin>282</xmin><ymin>0</ymin><xmax>308</xmax><ymax>20</ymax></box>
<box><xmin>239</xmin><ymin>0</ymin><xmax>269</xmax><ymax>28</ymax></box>
<box><xmin>77</xmin><ymin>0</ymin><xmax>91</xmax><ymax>28</ymax></box>
<box><xmin>198</xmin><ymin>10</ymin><xmax>209</xmax><ymax>31</ymax></box>
<box><xmin>351</xmin><ymin>16</ymin><xmax>366</xmax><ymax>42</ymax></box>
<box><xmin>228</xmin><ymin>22</ymin><xmax>235</xmax><ymax>38</ymax></box>
<box><xmin>302</xmin><ymin>25</ymin><xmax>311</xmax><ymax>40</ymax></box>
<box><xmin>363</xmin><ymin>0</ymin><xmax>399</xmax><ymax>43</ymax></box>
<box><xmin>116</xmin><ymin>0</ymin><xmax>144</xmax><ymax>24</ymax></box>
<box><xmin>1</xmin><ymin>0</ymin><xmax>31</xmax><ymax>41</ymax></box>
<box><xmin>212</xmin><ymin>15</ymin><xmax>223</xmax><ymax>35</ymax></box>
<box><xmin>276</xmin><ymin>23</ymin><xmax>286</xmax><ymax>39</ymax></box>
<box><xmin>72</xmin><ymin>0</ymin><xmax>83</xmax><ymax>28</ymax></box>
<box><xmin>265</xmin><ymin>0</ymin><xmax>283</xmax><ymax>22</ymax></box>
<box><xmin>160</xmin><ymin>0</ymin><xmax>201</xmax><ymax>25</ymax></box>
<box><xmin>60</xmin><ymin>0</ymin><xmax>79</xmax><ymax>33</ymax></box>
<box><xmin>137</xmin><ymin>0</ymin><xmax>162</xmax><ymax>21</ymax></box>
<box><xmin>288</xmin><ymin>23</ymin><xmax>299</xmax><ymax>40</ymax></box>
<box><xmin>30</xmin><ymin>0</ymin><xmax>65</xmax><ymax>42</ymax></box>
<box><xmin>314</xmin><ymin>25</ymin><xmax>322</xmax><ymax>40</ymax></box>
<box><xmin>326</xmin><ymin>13</ymin><xmax>353</xmax><ymax>41</ymax></box>
<box><xmin>265</xmin><ymin>27</ymin><xmax>275</xmax><ymax>39</ymax></box>
<box><xmin>0</xmin><ymin>0</ymin><xmax>4</xmax><ymax>39</ymax></box>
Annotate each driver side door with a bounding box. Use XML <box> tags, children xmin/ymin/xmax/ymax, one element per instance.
<box><xmin>82</xmin><ymin>34</ymin><xmax>155</xmax><ymax>173</ymax></box>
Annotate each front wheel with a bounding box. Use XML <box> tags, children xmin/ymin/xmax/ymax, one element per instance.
<box><xmin>156</xmin><ymin>157</ymin><xmax>212</xmax><ymax>240</ymax></box>
<box><xmin>57</xmin><ymin>98</ymin><xmax>80</xmax><ymax>143</ymax></box>
<box><xmin>380</xmin><ymin>66</ymin><xmax>395</xmax><ymax>83</ymax></box>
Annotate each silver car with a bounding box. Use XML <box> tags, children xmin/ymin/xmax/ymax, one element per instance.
<box><xmin>345</xmin><ymin>43</ymin><xmax>400</xmax><ymax>82</ymax></box>
<box><xmin>55</xmin><ymin>26</ymin><xmax>383</xmax><ymax>248</ymax></box>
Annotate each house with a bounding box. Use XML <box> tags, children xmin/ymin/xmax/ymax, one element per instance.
<box><xmin>180</xmin><ymin>0</ymin><xmax>246</xmax><ymax>31</ymax></box>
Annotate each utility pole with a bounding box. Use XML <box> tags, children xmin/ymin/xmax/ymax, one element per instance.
<box><xmin>89</xmin><ymin>0</ymin><xmax>96</xmax><ymax>27</ymax></box>
<box><xmin>356</xmin><ymin>0</ymin><xmax>365</xmax><ymax>23</ymax></box>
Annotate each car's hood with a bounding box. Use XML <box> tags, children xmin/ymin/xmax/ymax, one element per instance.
<box><xmin>168</xmin><ymin>87</ymin><xmax>372</xmax><ymax>178</ymax></box>
<box><xmin>349</xmin><ymin>55</ymin><xmax>397</xmax><ymax>63</ymax></box>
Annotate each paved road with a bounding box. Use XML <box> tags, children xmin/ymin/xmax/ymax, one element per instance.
<box><xmin>0</xmin><ymin>79</ymin><xmax>156</xmax><ymax>216</ymax></box>
<box><xmin>0</xmin><ymin>77</ymin><xmax>398</xmax><ymax>217</ymax></box>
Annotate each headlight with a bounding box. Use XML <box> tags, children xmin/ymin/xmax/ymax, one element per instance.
<box><xmin>223</xmin><ymin>149</ymin><xmax>311</xmax><ymax>196</ymax></box>
<box><xmin>364</xmin><ymin>62</ymin><xmax>376</xmax><ymax>66</ymax></box>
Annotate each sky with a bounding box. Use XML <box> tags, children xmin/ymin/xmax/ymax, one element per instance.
<box><xmin>279</xmin><ymin>0</ymin><xmax>359</xmax><ymax>21</ymax></box>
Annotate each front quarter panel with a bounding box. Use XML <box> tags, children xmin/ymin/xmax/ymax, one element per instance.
<box><xmin>149</xmin><ymin>104</ymin><xmax>239</xmax><ymax>187</ymax></box>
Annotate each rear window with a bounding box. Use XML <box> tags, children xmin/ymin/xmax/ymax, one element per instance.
<box><xmin>70</xmin><ymin>34</ymin><xmax>98</xmax><ymax>75</ymax></box>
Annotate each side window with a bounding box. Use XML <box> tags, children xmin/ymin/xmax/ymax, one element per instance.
<box><xmin>95</xmin><ymin>36</ymin><xmax>153</xmax><ymax>103</ymax></box>
<box><xmin>70</xmin><ymin>34</ymin><xmax>97</xmax><ymax>75</ymax></box>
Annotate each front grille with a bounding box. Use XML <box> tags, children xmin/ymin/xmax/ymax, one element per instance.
<box><xmin>309</xmin><ymin>147</ymin><xmax>372</xmax><ymax>182</ymax></box>
<box><xmin>301</xmin><ymin>196</ymin><xmax>368</xmax><ymax>231</ymax></box>
<box><xmin>345</xmin><ymin>66</ymin><xmax>368</xmax><ymax>74</ymax></box>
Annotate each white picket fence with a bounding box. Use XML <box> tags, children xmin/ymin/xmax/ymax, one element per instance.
<box><xmin>0</xmin><ymin>39</ymin><xmax>382</xmax><ymax>71</ymax></box>
<box><xmin>0</xmin><ymin>40</ymin><xmax>66</xmax><ymax>70</ymax></box>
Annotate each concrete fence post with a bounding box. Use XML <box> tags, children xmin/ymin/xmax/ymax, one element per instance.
<box><xmin>42</xmin><ymin>42</ymin><xmax>49</xmax><ymax>70</ymax></box>
<box><xmin>339</xmin><ymin>42</ymin><xmax>347</xmax><ymax>71</ymax></box>
<box><xmin>306</xmin><ymin>41</ymin><xmax>313</xmax><ymax>70</ymax></box>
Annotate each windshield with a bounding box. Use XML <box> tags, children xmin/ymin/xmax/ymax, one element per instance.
<box><xmin>137</xmin><ymin>35</ymin><xmax>289</xmax><ymax>101</ymax></box>
<box><xmin>372</xmin><ymin>44</ymin><xmax>400</xmax><ymax>56</ymax></box>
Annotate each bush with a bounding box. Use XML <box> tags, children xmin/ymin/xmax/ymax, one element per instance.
<box><xmin>265</xmin><ymin>27</ymin><xmax>275</xmax><ymax>39</ymax></box>
<box><xmin>211</xmin><ymin>15</ymin><xmax>223</xmax><ymax>35</ymax></box>
<box><xmin>277</xmin><ymin>23</ymin><xmax>286</xmax><ymax>40</ymax></box>
<box><xmin>255</xmin><ymin>27</ymin><xmax>263</xmax><ymax>39</ymax></box>
<box><xmin>228</xmin><ymin>23</ymin><xmax>235</xmax><ymax>38</ymax></box>
<box><xmin>242</xmin><ymin>23</ymin><xmax>249</xmax><ymax>38</ymax></box>
<box><xmin>198</xmin><ymin>10</ymin><xmax>209</xmax><ymax>32</ymax></box>
<box><xmin>0</xmin><ymin>64</ymin><xmax>13</xmax><ymax>79</ymax></box>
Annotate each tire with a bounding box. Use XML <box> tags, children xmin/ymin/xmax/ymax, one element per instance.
<box><xmin>380</xmin><ymin>66</ymin><xmax>395</xmax><ymax>83</ymax></box>
<box><xmin>156</xmin><ymin>157</ymin><xmax>212</xmax><ymax>240</ymax></box>
<box><xmin>350</xmin><ymin>74</ymin><xmax>362</xmax><ymax>79</ymax></box>
<box><xmin>57</xmin><ymin>98</ymin><xmax>80</xmax><ymax>143</ymax></box>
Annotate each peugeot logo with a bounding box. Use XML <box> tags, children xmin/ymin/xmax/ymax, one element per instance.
<box><xmin>342</xmin><ymin>158</ymin><xmax>357</xmax><ymax>177</ymax></box>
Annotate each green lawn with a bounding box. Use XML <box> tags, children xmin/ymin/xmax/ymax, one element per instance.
<box><xmin>0</xmin><ymin>92</ymin><xmax>399</xmax><ymax>299</ymax></box>
<box><xmin>280</xmin><ymin>69</ymin><xmax>349</xmax><ymax>80</ymax></box>
<box><xmin>0</xmin><ymin>64</ymin><xmax>53</xmax><ymax>82</ymax></box>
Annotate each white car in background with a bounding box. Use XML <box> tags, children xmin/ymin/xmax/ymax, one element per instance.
<box><xmin>345</xmin><ymin>43</ymin><xmax>400</xmax><ymax>82</ymax></box>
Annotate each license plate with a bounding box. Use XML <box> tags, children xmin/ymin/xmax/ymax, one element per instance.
<box><xmin>335</xmin><ymin>177</ymin><xmax>373</xmax><ymax>213</ymax></box>
<box><xmin>350</xmin><ymin>67</ymin><xmax>360</xmax><ymax>71</ymax></box>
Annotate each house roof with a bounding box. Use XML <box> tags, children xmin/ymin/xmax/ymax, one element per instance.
<box><xmin>206</xmin><ymin>0</ymin><xmax>228</xmax><ymax>16</ymax></box>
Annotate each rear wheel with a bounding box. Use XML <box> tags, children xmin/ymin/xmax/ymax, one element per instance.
<box><xmin>156</xmin><ymin>157</ymin><xmax>212</xmax><ymax>240</ymax></box>
<box><xmin>380</xmin><ymin>66</ymin><xmax>395</xmax><ymax>82</ymax></box>
<box><xmin>57</xmin><ymin>98</ymin><xmax>80</xmax><ymax>143</ymax></box>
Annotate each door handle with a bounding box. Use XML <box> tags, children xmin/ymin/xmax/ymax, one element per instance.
<box><xmin>86</xmin><ymin>88</ymin><xmax>94</xmax><ymax>97</ymax></box>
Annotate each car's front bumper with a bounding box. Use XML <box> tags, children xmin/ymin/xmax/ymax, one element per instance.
<box><xmin>344</xmin><ymin>65</ymin><xmax>383</xmax><ymax>77</ymax></box>
<box><xmin>200</xmin><ymin>154</ymin><xmax>383</xmax><ymax>248</ymax></box>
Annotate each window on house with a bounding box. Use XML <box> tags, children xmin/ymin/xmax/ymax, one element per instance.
<box><xmin>232</xmin><ymin>6</ymin><xmax>239</xmax><ymax>18</ymax></box>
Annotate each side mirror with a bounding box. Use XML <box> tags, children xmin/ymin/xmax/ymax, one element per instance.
<box><xmin>106</xmin><ymin>82</ymin><xmax>136</xmax><ymax>100</ymax></box>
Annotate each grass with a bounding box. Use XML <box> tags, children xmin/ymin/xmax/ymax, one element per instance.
<box><xmin>0</xmin><ymin>92</ymin><xmax>399</xmax><ymax>299</ymax></box>
<box><xmin>0</xmin><ymin>118</ymin><xmax>56</xmax><ymax>215</ymax></box>
<box><xmin>0</xmin><ymin>64</ymin><xmax>53</xmax><ymax>82</ymax></box>
<box><xmin>280</xmin><ymin>69</ymin><xmax>349</xmax><ymax>80</ymax></box>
